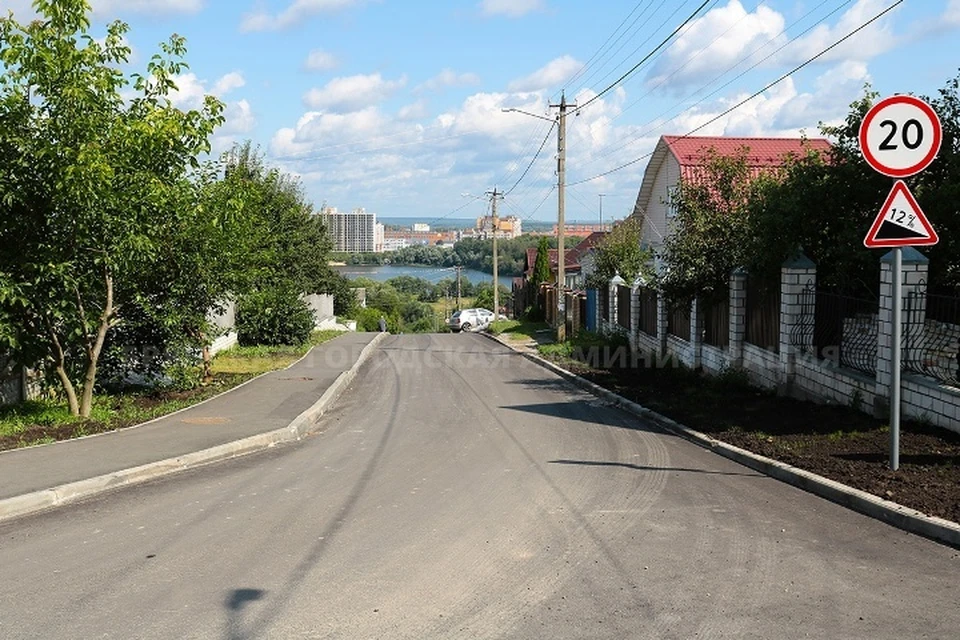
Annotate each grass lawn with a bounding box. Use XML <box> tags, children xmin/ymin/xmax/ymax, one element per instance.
<box><xmin>0</xmin><ymin>330</ymin><xmax>345</xmax><ymax>451</ymax></box>
<box><xmin>489</xmin><ymin>318</ymin><xmax>553</xmax><ymax>343</ymax></box>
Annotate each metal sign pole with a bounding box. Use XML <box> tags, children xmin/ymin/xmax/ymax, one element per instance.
<box><xmin>890</xmin><ymin>246</ymin><xmax>902</xmax><ymax>471</ymax></box>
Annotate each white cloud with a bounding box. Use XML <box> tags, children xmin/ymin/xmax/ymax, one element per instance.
<box><xmin>219</xmin><ymin>99</ymin><xmax>257</xmax><ymax>135</ymax></box>
<box><xmin>645</xmin><ymin>1</ymin><xmax>786</xmax><ymax>91</ymax></box>
<box><xmin>416</xmin><ymin>69</ymin><xmax>481</xmax><ymax>93</ymax></box>
<box><xmin>212</xmin><ymin>72</ymin><xmax>246</xmax><ymax>96</ymax></box>
<box><xmin>303</xmin><ymin>73</ymin><xmax>407</xmax><ymax>112</ymax></box>
<box><xmin>398</xmin><ymin>100</ymin><xmax>430</xmax><ymax>121</ymax></box>
<box><xmin>241</xmin><ymin>0</ymin><xmax>366</xmax><ymax>32</ymax></box>
<box><xmin>166</xmin><ymin>73</ymin><xmax>256</xmax><ymax>152</ymax></box>
<box><xmin>778</xmin><ymin>0</ymin><xmax>902</xmax><ymax>65</ymax></box>
<box><xmin>508</xmin><ymin>55</ymin><xmax>582</xmax><ymax>92</ymax></box>
<box><xmin>304</xmin><ymin>49</ymin><xmax>339</xmax><ymax>72</ymax></box>
<box><xmin>479</xmin><ymin>0</ymin><xmax>545</xmax><ymax>18</ymax></box>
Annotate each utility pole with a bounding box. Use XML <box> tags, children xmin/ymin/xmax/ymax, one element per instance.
<box><xmin>456</xmin><ymin>266</ymin><xmax>462</xmax><ymax>310</ymax></box>
<box><xmin>486</xmin><ymin>187</ymin><xmax>504</xmax><ymax>320</ymax></box>
<box><xmin>599</xmin><ymin>193</ymin><xmax>605</xmax><ymax>231</ymax></box>
<box><xmin>501</xmin><ymin>94</ymin><xmax>575</xmax><ymax>340</ymax></box>
<box><xmin>550</xmin><ymin>93</ymin><xmax>576</xmax><ymax>342</ymax></box>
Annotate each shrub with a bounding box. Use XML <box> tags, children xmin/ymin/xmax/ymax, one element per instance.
<box><xmin>236</xmin><ymin>288</ymin><xmax>315</xmax><ymax>346</ymax></box>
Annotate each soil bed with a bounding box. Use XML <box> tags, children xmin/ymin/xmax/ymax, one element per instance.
<box><xmin>544</xmin><ymin>352</ymin><xmax>960</xmax><ymax>524</ymax></box>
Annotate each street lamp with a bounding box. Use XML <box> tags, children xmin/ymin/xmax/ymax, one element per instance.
<box><xmin>502</xmin><ymin>94</ymin><xmax>576</xmax><ymax>341</ymax></box>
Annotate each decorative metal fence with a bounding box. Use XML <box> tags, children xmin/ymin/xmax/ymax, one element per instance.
<box><xmin>745</xmin><ymin>279</ymin><xmax>780</xmax><ymax>352</ymax></box>
<box><xmin>617</xmin><ymin>285</ymin><xmax>631</xmax><ymax>329</ymax></box>
<box><xmin>667</xmin><ymin>301</ymin><xmax>691</xmax><ymax>341</ymax></box>
<box><xmin>701</xmin><ymin>292</ymin><xmax>729</xmax><ymax>348</ymax></box>
<box><xmin>639</xmin><ymin>287</ymin><xmax>658</xmax><ymax>337</ymax></box>
<box><xmin>792</xmin><ymin>283</ymin><xmax>878</xmax><ymax>374</ymax></box>
<box><xmin>905</xmin><ymin>281</ymin><xmax>960</xmax><ymax>386</ymax></box>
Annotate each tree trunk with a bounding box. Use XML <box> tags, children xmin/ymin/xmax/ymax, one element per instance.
<box><xmin>49</xmin><ymin>329</ymin><xmax>80</xmax><ymax>416</ymax></box>
<box><xmin>79</xmin><ymin>271</ymin><xmax>114</xmax><ymax>418</ymax></box>
<box><xmin>201</xmin><ymin>342</ymin><xmax>212</xmax><ymax>383</ymax></box>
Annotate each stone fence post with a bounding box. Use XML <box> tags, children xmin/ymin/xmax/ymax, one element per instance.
<box><xmin>875</xmin><ymin>248</ymin><xmax>929</xmax><ymax>417</ymax></box>
<box><xmin>728</xmin><ymin>268</ymin><xmax>747</xmax><ymax>368</ymax></box>
<box><xmin>780</xmin><ymin>253</ymin><xmax>817</xmax><ymax>389</ymax></box>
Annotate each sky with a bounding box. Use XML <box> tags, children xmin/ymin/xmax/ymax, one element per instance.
<box><xmin>4</xmin><ymin>0</ymin><xmax>960</xmax><ymax>226</ymax></box>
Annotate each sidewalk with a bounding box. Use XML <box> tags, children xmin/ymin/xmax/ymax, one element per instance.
<box><xmin>0</xmin><ymin>331</ymin><xmax>385</xmax><ymax>520</ymax></box>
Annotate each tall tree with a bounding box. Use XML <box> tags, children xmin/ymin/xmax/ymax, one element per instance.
<box><xmin>0</xmin><ymin>0</ymin><xmax>223</xmax><ymax>415</ymax></box>
<box><xmin>591</xmin><ymin>216</ymin><xmax>651</xmax><ymax>285</ymax></box>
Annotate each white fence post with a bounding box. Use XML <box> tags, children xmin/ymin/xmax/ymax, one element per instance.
<box><xmin>728</xmin><ymin>268</ymin><xmax>747</xmax><ymax>368</ymax></box>
<box><xmin>780</xmin><ymin>253</ymin><xmax>817</xmax><ymax>390</ymax></box>
<box><xmin>875</xmin><ymin>248</ymin><xmax>929</xmax><ymax>417</ymax></box>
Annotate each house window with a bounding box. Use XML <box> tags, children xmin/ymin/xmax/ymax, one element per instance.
<box><xmin>665</xmin><ymin>185</ymin><xmax>680</xmax><ymax>218</ymax></box>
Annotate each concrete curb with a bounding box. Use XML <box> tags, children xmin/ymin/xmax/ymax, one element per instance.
<box><xmin>0</xmin><ymin>332</ymin><xmax>388</xmax><ymax>524</ymax></box>
<box><xmin>487</xmin><ymin>332</ymin><xmax>960</xmax><ymax>548</ymax></box>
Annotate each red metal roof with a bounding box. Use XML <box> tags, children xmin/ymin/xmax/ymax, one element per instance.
<box><xmin>662</xmin><ymin>136</ymin><xmax>830</xmax><ymax>182</ymax></box>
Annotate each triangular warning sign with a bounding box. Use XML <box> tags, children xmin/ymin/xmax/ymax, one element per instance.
<box><xmin>864</xmin><ymin>180</ymin><xmax>938</xmax><ymax>248</ymax></box>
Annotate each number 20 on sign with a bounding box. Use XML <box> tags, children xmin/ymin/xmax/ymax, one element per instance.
<box><xmin>859</xmin><ymin>95</ymin><xmax>942</xmax><ymax>178</ymax></box>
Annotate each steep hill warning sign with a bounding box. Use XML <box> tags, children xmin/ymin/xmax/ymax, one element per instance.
<box><xmin>863</xmin><ymin>180</ymin><xmax>939</xmax><ymax>248</ymax></box>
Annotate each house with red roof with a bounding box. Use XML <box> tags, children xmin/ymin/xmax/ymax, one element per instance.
<box><xmin>522</xmin><ymin>231</ymin><xmax>609</xmax><ymax>289</ymax></box>
<box><xmin>630</xmin><ymin>135</ymin><xmax>831</xmax><ymax>251</ymax></box>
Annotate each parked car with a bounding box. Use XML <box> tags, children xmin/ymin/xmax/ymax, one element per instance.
<box><xmin>447</xmin><ymin>308</ymin><xmax>494</xmax><ymax>333</ymax></box>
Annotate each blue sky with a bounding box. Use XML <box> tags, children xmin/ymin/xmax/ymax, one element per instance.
<box><xmin>6</xmin><ymin>0</ymin><xmax>960</xmax><ymax>225</ymax></box>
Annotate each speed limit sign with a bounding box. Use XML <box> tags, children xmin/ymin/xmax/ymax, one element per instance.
<box><xmin>859</xmin><ymin>95</ymin><xmax>942</xmax><ymax>177</ymax></box>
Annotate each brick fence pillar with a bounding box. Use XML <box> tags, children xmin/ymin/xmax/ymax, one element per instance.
<box><xmin>689</xmin><ymin>298</ymin><xmax>702</xmax><ymax>369</ymax></box>
<box><xmin>729</xmin><ymin>268</ymin><xmax>747</xmax><ymax>368</ymax></box>
<box><xmin>875</xmin><ymin>248</ymin><xmax>929</xmax><ymax>417</ymax></box>
<box><xmin>780</xmin><ymin>252</ymin><xmax>817</xmax><ymax>391</ymax></box>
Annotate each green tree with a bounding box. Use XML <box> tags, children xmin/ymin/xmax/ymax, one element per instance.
<box><xmin>0</xmin><ymin>1</ymin><xmax>223</xmax><ymax>415</ymax></box>
<box><xmin>532</xmin><ymin>237</ymin><xmax>552</xmax><ymax>288</ymax></box>
<box><xmin>592</xmin><ymin>216</ymin><xmax>652</xmax><ymax>285</ymax></box>
<box><xmin>659</xmin><ymin>146</ymin><xmax>776</xmax><ymax>303</ymax></box>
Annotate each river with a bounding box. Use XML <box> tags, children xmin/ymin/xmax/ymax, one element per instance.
<box><xmin>333</xmin><ymin>264</ymin><xmax>494</xmax><ymax>285</ymax></box>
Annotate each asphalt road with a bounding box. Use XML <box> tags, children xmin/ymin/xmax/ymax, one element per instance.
<box><xmin>1</xmin><ymin>334</ymin><xmax>958</xmax><ymax>639</ymax></box>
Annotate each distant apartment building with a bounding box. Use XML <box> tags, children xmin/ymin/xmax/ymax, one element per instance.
<box><xmin>475</xmin><ymin>215</ymin><xmax>522</xmax><ymax>239</ymax></box>
<box><xmin>412</xmin><ymin>223</ymin><xmax>430</xmax><ymax>232</ymax></box>
<box><xmin>319</xmin><ymin>206</ymin><xmax>385</xmax><ymax>253</ymax></box>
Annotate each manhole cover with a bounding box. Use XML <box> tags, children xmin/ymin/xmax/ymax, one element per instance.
<box><xmin>182</xmin><ymin>416</ymin><xmax>231</xmax><ymax>425</ymax></box>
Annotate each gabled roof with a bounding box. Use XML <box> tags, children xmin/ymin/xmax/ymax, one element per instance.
<box><xmin>524</xmin><ymin>246</ymin><xmax>581</xmax><ymax>279</ymax></box>
<box><xmin>567</xmin><ymin>231</ymin><xmax>608</xmax><ymax>263</ymax></box>
<box><xmin>633</xmin><ymin>135</ymin><xmax>831</xmax><ymax>213</ymax></box>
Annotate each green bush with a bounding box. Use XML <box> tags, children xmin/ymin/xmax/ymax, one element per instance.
<box><xmin>236</xmin><ymin>288</ymin><xmax>315</xmax><ymax>346</ymax></box>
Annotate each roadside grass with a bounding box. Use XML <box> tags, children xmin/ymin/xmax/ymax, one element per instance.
<box><xmin>489</xmin><ymin>318</ymin><xmax>550</xmax><ymax>340</ymax></box>
<box><xmin>0</xmin><ymin>330</ymin><xmax>345</xmax><ymax>451</ymax></box>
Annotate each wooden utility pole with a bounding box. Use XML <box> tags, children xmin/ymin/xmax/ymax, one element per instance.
<box><xmin>486</xmin><ymin>187</ymin><xmax>503</xmax><ymax>319</ymax></box>
<box><xmin>550</xmin><ymin>93</ymin><xmax>575</xmax><ymax>342</ymax></box>
<box><xmin>456</xmin><ymin>266</ymin><xmax>462</xmax><ymax>310</ymax></box>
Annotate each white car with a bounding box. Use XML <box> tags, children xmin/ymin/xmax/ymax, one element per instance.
<box><xmin>447</xmin><ymin>308</ymin><xmax>494</xmax><ymax>332</ymax></box>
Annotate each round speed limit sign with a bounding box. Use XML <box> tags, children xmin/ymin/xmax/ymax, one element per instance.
<box><xmin>859</xmin><ymin>95</ymin><xmax>942</xmax><ymax>177</ymax></box>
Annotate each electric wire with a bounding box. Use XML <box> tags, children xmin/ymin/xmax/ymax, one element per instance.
<box><xmin>567</xmin><ymin>0</ymin><xmax>903</xmax><ymax>187</ymax></box>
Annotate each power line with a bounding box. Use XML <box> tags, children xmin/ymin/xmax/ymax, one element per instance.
<box><xmin>574</xmin><ymin>0</ymin><xmax>715</xmax><ymax>115</ymax></box>
<box><xmin>581</xmin><ymin>0</ymin><xmax>851</xmax><ymax>169</ymax></box>
<box><xmin>558</xmin><ymin>0</ymin><xmax>655</xmax><ymax>98</ymax></box>
<box><xmin>505</xmin><ymin>120</ymin><xmax>556</xmax><ymax>196</ymax></box>
<box><xmin>568</xmin><ymin>0</ymin><xmax>903</xmax><ymax>187</ymax></box>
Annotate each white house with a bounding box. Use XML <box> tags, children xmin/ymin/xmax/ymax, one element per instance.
<box><xmin>630</xmin><ymin>135</ymin><xmax>832</xmax><ymax>252</ymax></box>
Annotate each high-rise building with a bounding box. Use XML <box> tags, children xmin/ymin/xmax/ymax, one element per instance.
<box><xmin>318</xmin><ymin>206</ymin><xmax>382</xmax><ymax>253</ymax></box>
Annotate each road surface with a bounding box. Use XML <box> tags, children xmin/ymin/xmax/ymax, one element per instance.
<box><xmin>1</xmin><ymin>334</ymin><xmax>957</xmax><ymax>639</ymax></box>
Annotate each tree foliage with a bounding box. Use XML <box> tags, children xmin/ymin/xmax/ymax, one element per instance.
<box><xmin>0</xmin><ymin>1</ymin><xmax>223</xmax><ymax>415</ymax></box>
<box><xmin>592</xmin><ymin>216</ymin><xmax>651</xmax><ymax>285</ymax></box>
<box><xmin>532</xmin><ymin>237</ymin><xmax>552</xmax><ymax>288</ymax></box>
